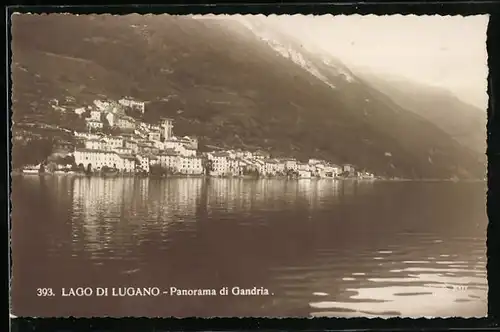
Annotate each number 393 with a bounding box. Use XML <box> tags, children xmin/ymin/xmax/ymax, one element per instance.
<box><xmin>36</xmin><ymin>288</ymin><xmax>55</xmax><ymax>296</ymax></box>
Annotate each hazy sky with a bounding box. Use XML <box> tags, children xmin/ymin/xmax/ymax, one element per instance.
<box><xmin>246</xmin><ymin>14</ymin><xmax>489</xmax><ymax>110</ymax></box>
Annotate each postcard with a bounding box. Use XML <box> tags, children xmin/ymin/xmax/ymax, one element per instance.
<box><xmin>9</xmin><ymin>12</ymin><xmax>489</xmax><ymax>318</ymax></box>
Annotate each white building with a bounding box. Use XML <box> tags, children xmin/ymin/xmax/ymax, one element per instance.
<box><xmin>84</xmin><ymin>138</ymin><xmax>106</xmax><ymax>150</ymax></box>
<box><xmin>103</xmin><ymin>136</ymin><xmax>124</xmax><ymax>150</ymax></box>
<box><xmin>85</xmin><ymin>119</ymin><xmax>103</xmax><ymax>130</ymax></box>
<box><xmin>89</xmin><ymin>109</ymin><xmax>101</xmax><ymax>121</ymax></box>
<box><xmin>158</xmin><ymin>149</ymin><xmax>180</xmax><ymax>172</ymax></box>
<box><xmin>118</xmin><ymin>98</ymin><xmax>146</xmax><ymax>113</ymax></box>
<box><xmin>209</xmin><ymin>152</ymin><xmax>230</xmax><ymax>176</ymax></box>
<box><xmin>74</xmin><ymin>149</ymin><xmax>118</xmax><ymax>170</ymax></box>
<box><xmin>178</xmin><ymin>156</ymin><xmax>204</xmax><ymax>175</ymax></box>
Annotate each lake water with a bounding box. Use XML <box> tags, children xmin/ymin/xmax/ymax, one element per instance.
<box><xmin>11</xmin><ymin>176</ymin><xmax>488</xmax><ymax>318</ymax></box>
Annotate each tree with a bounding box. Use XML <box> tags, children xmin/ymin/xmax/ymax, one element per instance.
<box><xmin>12</xmin><ymin>137</ymin><xmax>54</xmax><ymax>169</ymax></box>
<box><xmin>101</xmin><ymin>112</ymin><xmax>110</xmax><ymax>127</ymax></box>
<box><xmin>55</xmin><ymin>154</ymin><xmax>75</xmax><ymax>166</ymax></box>
<box><xmin>86</xmin><ymin>163</ymin><xmax>92</xmax><ymax>175</ymax></box>
<box><xmin>134</xmin><ymin>157</ymin><xmax>141</xmax><ymax>172</ymax></box>
<box><xmin>149</xmin><ymin>163</ymin><xmax>164</xmax><ymax>176</ymax></box>
<box><xmin>46</xmin><ymin>162</ymin><xmax>57</xmax><ymax>173</ymax></box>
<box><xmin>202</xmin><ymin>158</ymin><xmax>214</xmax><ymax>175</ymax></box>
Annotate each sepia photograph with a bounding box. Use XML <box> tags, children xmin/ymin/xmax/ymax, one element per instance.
<box><xmin>9</xmin><ymin>13</ymin><xmax>488</xmax><ymax>318</ymax></box>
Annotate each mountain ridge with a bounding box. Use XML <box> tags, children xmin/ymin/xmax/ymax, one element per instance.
<box><xmin>355</xmin><ymin>70</ymin><xmax>487</xmax><ymax>155</ymax></box>
<box><xmin>10</xmin><ymin>14</ymin><xmax>485</xmax><ymax>179</ymax></box>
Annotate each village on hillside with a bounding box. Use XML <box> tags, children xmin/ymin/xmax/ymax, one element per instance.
<box><xmin>17</xmin><ymin>96</ymin><xmax>376</xmax><ymax>180</ymax></box>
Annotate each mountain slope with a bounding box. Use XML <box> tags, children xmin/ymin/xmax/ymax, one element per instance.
<box><xmin>356</xmin><ymin>72</ymin><xmax>487</xmax><ymax>155</ymax></box>
<box><xmin>11</xmin><ymin>14</ymin><xmax>485</xmax><ymax>179</ymax></box>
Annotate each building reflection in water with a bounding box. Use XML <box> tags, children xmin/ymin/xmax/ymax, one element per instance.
<box><xmin>13</xmin><ymin>175</ymin><xmax>486</xmax><ymax>318</ymax></box>
<box><xmin>70</xmin><ymin>178</ymin><xmax>365</xmax><ymax>253</ymax></box>
<box><xmin>71</xmin><ymin>177</ymin><xmax>206</xmax><ymax>253</ymax></box>
<box><xmin>206</xmin><ymin>178</ymin><xmax>348</xmax><ymax>214</ymax></box>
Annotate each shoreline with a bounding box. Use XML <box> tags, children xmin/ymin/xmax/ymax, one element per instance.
<box><xmin>11</xmin><ymin>171</ymin><xmax>486</xmax><ymax>182</ymax></box>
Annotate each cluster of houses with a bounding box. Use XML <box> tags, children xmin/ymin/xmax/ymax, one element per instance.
<box><xmin>72</xmin><ymin>116</ymin><xmax>202</xmax><ymax>175</ymax></box>
<box><xmin>206</xmin><ymin>152</ymin><xmax>356</xmax><ymax>179</ymax></box>
<box><xmin>33</xmin><ymin>96</ymin><xmax>376</xmax><ymax>179</ymax></box>
<box><xmin>77</xmin><ymin>97</ymin><xmax>146</xmax><ymax>132</ymax></box>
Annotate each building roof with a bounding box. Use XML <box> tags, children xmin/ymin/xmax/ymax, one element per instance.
<box><xmin>75</xmin><ymin>148</ymin><xmax>116</xmax><ymax>154</ymax></box>
<box><xmin>138</xmin><ymin>154</ymin><xmax>158</xmax><ymax>160</ymax></box>
<box><xmin>180</xmin><ymin>155</ymin><xmax>202</xmax><ymax>160</ymax></box>
<box><xmin>212</xmin><ymin>152</ymin><xmax>229</xmax><ymax>157</ymax></box>
<box><xmin>264</xmin><ymin>158</ymin><xmax>284</xmax><ymax>164</ymax></box>
<box><xmin>255</xmin><ymin>150</ymin><xmax>270</xmax><ymax>156</ymax></box>
<box><xmin>158</xmin><ymin>149</ymin><xmax>179</xmax><ymax>157</ymax></box>
<box><xmin>117</xmin><ymin>154</ymin><xmax>136</xmax><ymax>160</ymax></box>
